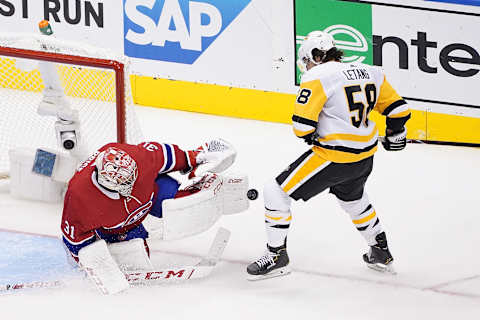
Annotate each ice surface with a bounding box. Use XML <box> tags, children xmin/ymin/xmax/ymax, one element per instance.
<box><xmin>0</xmin><ymin>106</ymin><xmax>479</xmax><ymax>319</ymax></box>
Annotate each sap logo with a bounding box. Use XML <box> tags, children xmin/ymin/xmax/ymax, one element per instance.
<box><xmin>123</xmin><ymin>0</ymin><xmax>251</xmax><ymax>64</ymax></box>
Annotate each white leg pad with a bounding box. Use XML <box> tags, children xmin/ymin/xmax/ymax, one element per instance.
<box><xmin>143</xmin><ymin>215</ymin><xmax>165</xmax><ymax>240</ymax></box>
<box><xmin>78</xmin><ymin>240</ymin><xmax>129</xmax><ymax>295</ymax></box>
<box><xmin>222</xmin><ymin>172</ymin><xmax>250</xmax><ymax>215</ymax></box>
<box><xmin>108</xmin><ymin>238</ymin><xmax>153</xmax><ymax>271</ymax></box>
<box><xmin>161</xmin><ymin>173</ymin><xmax>224</xmax><ymax>240</ymax></box>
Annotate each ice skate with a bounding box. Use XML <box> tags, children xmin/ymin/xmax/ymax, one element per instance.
<box><xmin>363</xmin><ymin>232</ymin><xmax>396</xmax><ymax>274</ymax></box>
<box><xmin>247</xmin><ymin>245</ymin><xmax>290</xmax><ymax>281</ymax></box>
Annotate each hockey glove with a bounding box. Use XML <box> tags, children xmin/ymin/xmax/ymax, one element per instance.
<box><xmin>381</xmin><ymin>128</ymin><xmax>407</xmax><ymax>151</ymax></box>
<box><xmin>302</xmin><ymin>132</ymin><xmax>318</xmax><ymax>146</ymax></box>
<box><xmin>182</xmin><ymin>138</ymin><xmax>237</xmax><ymax>179</ymax></box>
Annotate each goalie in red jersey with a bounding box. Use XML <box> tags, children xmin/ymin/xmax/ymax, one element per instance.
<box><xmin>61</xmin><ymin>138</ymin><xmax>248</xmax><ymax>294</ymax></box>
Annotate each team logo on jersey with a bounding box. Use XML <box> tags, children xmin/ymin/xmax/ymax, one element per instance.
<box><xmin>123</xmin><ymin>193</ymin><xmax>154</xmax><ymax>227</ymax></box>
<box><xmin>124</xmin><ymin>202</ymin><xmax>152</xmax><ymax>226</ymax></box>
<box><xmin>123</xmin><ymin>0</ymin><xmax>251</xmax><ymax>64</ymax></box>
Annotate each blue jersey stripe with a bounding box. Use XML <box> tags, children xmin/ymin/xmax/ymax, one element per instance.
<box><xmin>62</xmin><ymin>235</ymin><xmax>96</xmax><ymax>256</ymax></box>
<box><xmin>164</xmin><ymin>144</ymin><xmax>174</xmax><ymax>171</ymax></box>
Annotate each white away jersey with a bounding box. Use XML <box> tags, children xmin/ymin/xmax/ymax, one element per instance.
<box><xmin>292</xmin><ymin>61</ymin><xmax>410</xmax><ymax>163</ymax></box>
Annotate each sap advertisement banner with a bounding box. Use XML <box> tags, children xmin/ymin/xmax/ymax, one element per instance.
<box><xmin>0</xmin><ymin>0</ymin><xmax>278</xmax><ymax>90</ymax></box>
<box><xmin>123</xmin><ymin>0</ymin><xmax>276</xmax><ymax>90</ymax></box>
<box><xmin>123</xmin><ymin>0</ymin><xmax>251</xmax><ymax>64</ymax></box>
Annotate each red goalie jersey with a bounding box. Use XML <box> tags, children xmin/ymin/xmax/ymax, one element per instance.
<box><xmin>61</xmin><ymin>142</ymin><xmax>196</xmax><ymax>258</ymax></box>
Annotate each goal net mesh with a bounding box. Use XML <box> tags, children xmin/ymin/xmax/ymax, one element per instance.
<box><xmin>0</xmin><ymin>33</ymin><xmax>143</xmax><ymax>175</ymax></box>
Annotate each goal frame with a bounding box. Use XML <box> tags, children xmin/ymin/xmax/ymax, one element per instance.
<box><xmin>0</xmin><ymin>45</ymin><xmax>127</xmax><ymax>143</ymax></box>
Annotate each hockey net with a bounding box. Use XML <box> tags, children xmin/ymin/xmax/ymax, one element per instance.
<box><xmin>0</xmin><ymin>33</ymin><xmax>143</xmax><ymax>178</ymax></box>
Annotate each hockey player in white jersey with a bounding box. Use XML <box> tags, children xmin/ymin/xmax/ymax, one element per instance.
<box><xmin>247</xmin><ymin>31</ymin><xmax>411</xmax><ymax>279</ymax></box>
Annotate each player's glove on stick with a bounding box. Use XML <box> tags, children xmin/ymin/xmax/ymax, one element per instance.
<box><xmin>302</xmin><ymin>132</ymin><xmax>318</xmax><ymax>146</ymax></box>
<box><xmin>382</xmin><ymin>128</ymin><xmax>407</xmax><ymax>151</ymax></box>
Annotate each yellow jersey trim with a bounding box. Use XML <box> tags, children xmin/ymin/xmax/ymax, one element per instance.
<box><xmin>317</xmin><ymin>126</ymin><xmax>378</xmax><ymax>143</ymax></box>
<box><xmin>282</xmin><ymin>154</ymin><xmax>329</xmax><ymax>193</ymax></box>
<box><xmin>294</xmin><ymin>79</ymin><xmax>327</xmax><ymax>123</ymax></box>
<box><xmin>312</xmin><ymin>145</ymin><xmax>378</xmax><ymax>163</ymax></box>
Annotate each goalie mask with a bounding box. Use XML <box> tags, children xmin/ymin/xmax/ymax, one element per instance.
<box><xmin>95</xmin><ymin>147</ymin><xmax>138</xmax><ymax>197</ymax></box>
<box><xmin>297</xmin><ymin>30</ymin><xmax>335</xmax><ymax>73</ymax></box>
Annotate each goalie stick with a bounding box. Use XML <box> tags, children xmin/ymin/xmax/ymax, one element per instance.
<box><xmin>0</xmin><ymin>280</ymin><xmax>63</xmax><ymax>292</ymax></box>
<box><xmin>126</xmin><ymin>227</ymin><xmax>231</xmax><ymax>286</ymax></box>
<box><xmin>1</xmin><ymin>228</ymin><xmax>230</xmax><ymax>293</ymax></box>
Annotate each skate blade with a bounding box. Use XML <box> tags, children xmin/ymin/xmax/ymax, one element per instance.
<box><xmin>247</xmin><ymin>267</ymin><xmax>291</xmax><ymax>281</ymax></box>
<box><xmin>366</xmin><ymin>262</ymin><xmax>397</xmax><ymax>275</ymax></box>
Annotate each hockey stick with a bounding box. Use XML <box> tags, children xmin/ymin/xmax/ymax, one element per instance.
<box><xmin>1</xmin><ymin>228</ymin><xmax>230</xmax><ymax>293</ymax></box>
<box><xmin>126</xmin><ymin>227</ymin><xmax>231</xmax><ymax>286</ymax></box>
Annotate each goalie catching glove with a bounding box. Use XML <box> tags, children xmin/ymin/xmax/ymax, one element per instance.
<box><xmin>381</xmin><ymin>128</ymin><xmax>407</xmax><ymax>151</ymax></box>
<box><xmin>184</xmin><ymin>138</ymin><xmax>236</xmax><ymax>178</ymax></box>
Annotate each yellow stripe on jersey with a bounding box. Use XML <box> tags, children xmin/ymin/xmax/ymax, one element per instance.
<box><xmin>374</xmin><ymin>76</ymin><xmax>404</xmax><ymax>115</ymax></box>
<box><xmin>353</xmin><ymin>211</ymin><xmax>377</xmax><ymax>225</ymax></box>
<box><xmin>312</xmin><ymin>144</ymin><xmax>378</xmax><ymax>163</ymax></box>
<box><xmin>316</xmin><ymin>126</ymin><xmax>378</xmax><ymax>143</ymax></box>
<box><xmin>282</xmin><ymin>153</ymin><xmax>329</xmax><ymax>193</ymax></box>
<box><xmin>293</xmin><ymin>79</ymin><xmax>327</xmax><ymax>123</ymax></box>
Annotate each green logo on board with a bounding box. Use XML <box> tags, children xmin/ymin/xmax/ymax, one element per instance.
<box><xmin>294</xmin><ymin>0</ymin><xmax>373</xmax><ymax>83</ymax></box>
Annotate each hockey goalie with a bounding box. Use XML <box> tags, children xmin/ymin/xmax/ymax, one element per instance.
<box><xmin>60</xmin><ymin>138</ymin><xmax>249</xmax><ymax>294</ymax></box>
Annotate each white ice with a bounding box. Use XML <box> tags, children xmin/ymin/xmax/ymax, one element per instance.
<box><xmin>1</xmin><ymin>106</ymin><xmax>479</xmax><ymax>319</ymax></box>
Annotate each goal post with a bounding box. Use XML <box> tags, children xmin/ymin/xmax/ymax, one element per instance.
<box><xmin>0</xmin><ymin>45</ymin><xmax>128</xmax><ymax>144</ymax></box>
<box><xmin>0</xmin><ymin>33</ymin><xmax>143</xmax><ymax>179</ymax></box>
